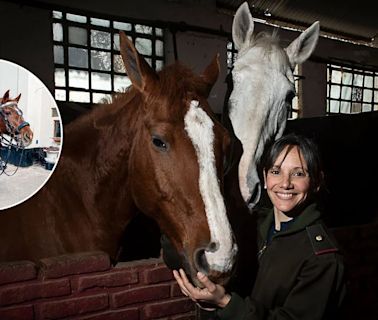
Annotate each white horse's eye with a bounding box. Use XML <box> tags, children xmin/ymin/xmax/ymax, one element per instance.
<box><xmin>286</xmin><ymin>91</ymin><xmax>296</xmax><ymax>102</ymax></box>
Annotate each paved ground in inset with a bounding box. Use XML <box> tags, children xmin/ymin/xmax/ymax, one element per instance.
<box><xmin>0</xmin><ymin>163</ymin><xmax>52</xmax><ymax>210</ymax></box>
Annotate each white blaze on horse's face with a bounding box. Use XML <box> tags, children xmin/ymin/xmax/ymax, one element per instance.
<box><xmin>184</xmin><ymin>100</ymin><xmax>237</xmax><ymax>273</ymax></box>
<box><xmin>230</xmin><ymin>2</ymin><xmax>320</xmax><ymax>207</ymax></box>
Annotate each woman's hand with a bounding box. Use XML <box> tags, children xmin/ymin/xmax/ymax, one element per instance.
<box><xmin>173</xmin><ymin>268</ymin><xmax>231</xmax><ymax>309</ymax></box>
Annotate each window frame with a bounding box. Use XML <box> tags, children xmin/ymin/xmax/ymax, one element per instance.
<box><xmin>52</xmin><ymin>10</ymin><xmax>165</xmax><ymax>104</ymax></box>
<box><xmin>327</xmin><ymin>63</ymin><xmax>378</xmax><ymax>114</ymax></box>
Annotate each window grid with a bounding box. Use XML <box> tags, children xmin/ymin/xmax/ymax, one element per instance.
<box><xmin>227</xmin><ymin>41</ymin><xmax>301</xmax><ymax>120</ymax></box>
<box><xmin>327</xmin><ymin>64</ymin><xmax>378</xmax><ymax>114</ymax></box>
<box><xmin>226</xmin><ymin>40</ymin><xmax>237</xmax><ymax>72</ymax></box>
<box><xmin>52</xmin><ymin>11</ymin><xmax>164</xmax><ymax>104</ymax></box>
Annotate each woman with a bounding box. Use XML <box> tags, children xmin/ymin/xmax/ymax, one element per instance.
<box><xmin>173</xmin><ymin>133</ymin><xmax>346</xmax><ymax>319</ymax></box>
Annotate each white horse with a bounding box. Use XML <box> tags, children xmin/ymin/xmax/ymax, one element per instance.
<box><xmin>228</xmin><ymin>2</ymin><xmax>320</xmax><ymax>207</ymax></box>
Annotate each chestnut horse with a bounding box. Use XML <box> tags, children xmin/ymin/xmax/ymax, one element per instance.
<box><xmin>0</xmin><ymin>90</ymin><xmax>33</xmax><ymax>147</ymax></box>
<box><xmin>0</xmin><ymin>32</ymin><xmax>238</xmax><ymax>287</ymax></box>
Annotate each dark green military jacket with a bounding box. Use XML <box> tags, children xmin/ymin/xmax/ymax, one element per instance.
<box><xmin>214</xmin><ymin>202</ymin><xmax>346</xmax><ymax>320</ymax></box>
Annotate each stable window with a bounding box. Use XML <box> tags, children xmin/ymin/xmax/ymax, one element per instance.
<box><xmin>52</xmin><ymin>11</ymin><xmax>164</xmax><ymax>104</ymax></box>
<box><xmin>327</xmin><ymin>64</ymin><xmax>378</xmax><ymax>114</ymax></box>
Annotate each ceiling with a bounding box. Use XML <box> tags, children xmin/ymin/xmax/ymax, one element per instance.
<box><xmin>216</xmin><ymin>0</ymin><xmax>378</xmax><ymax>48</ymax></box>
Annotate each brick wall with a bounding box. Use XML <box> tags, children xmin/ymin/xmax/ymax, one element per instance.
<box><xmin>1</xmin><ymin>223</ymin><xmax>377</xmax><ymax>320</ymax></box>
<box><xmin>0</xmin><ymin>253</ymin><xmax>195</xmax><ymax>320</ymax></box>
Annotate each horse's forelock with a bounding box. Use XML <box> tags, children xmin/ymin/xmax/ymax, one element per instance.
<box><xmin>252</xmin><ymin>31</ymin><xmax>280</xmax><ymax>48</ymax></box>
<box><xmin>241</xmin><ymin>31</ymin><xmax>290</xmax><ymax>74</ymax></box>
<box><xmin>160</xmin><ymin>63</ymin><xmax>209</xmax><ymax>98</ymax></box>
<box><xmin>137</xmin><ymin>63</ymin><xmax>212</xmax><ymax>119</ymax></box>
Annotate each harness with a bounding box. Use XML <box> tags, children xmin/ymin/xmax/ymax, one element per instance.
<box><xmin>0</xmin><ymin>101</ymin><xmax>29</xmax><ymax>176</ymax></box>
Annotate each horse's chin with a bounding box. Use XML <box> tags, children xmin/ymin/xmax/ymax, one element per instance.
<box><xmin>246</xmin><ymin>183</ymin><xmax>261</xmax><ymax>210</ymax></box>
<box><xmin>189</xmin><ymin>264</ymin><xmax>232</xmax><ymax>288</ymax></box>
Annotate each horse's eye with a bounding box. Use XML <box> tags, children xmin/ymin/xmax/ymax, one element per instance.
<box><xmin>286</xmin><ymin>91</ymin><xmax>296</xmax><ymax>102</ymax></box>
<box><xmin>152</xmin><ymin>136</ymin><xmax>168</xmax><ymax>151</ymax></box>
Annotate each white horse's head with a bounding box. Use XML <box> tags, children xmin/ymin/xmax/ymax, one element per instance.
<box><xmin>229</xmin><ymin>2</ymin><xmax>320</xmax><ymax>208</ymax></box>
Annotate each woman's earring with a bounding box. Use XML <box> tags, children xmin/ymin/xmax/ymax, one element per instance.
<box><xmin>264</xmin><ymin>184</ymin><xmax>267</xmax><ymax>189</ymax></box>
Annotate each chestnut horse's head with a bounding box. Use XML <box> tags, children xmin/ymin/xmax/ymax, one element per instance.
<box><xmin>119</xmin><ymin>32</ymin><xmax>237</xmax><ymax>286</ymax></box>
<box><xmin>0</xmin><ymin>90</ymin><xmax>33</xmax><ymax>147</ymax></box>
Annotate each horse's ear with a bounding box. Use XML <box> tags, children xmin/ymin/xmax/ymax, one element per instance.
<box><xmin>285</xmin><ymin>21</ymin><xmax>320</xmax><ymax>69</ymax></box>
<box><xmin>1</xmin><ymin>90</ymin><xmax>10</xmax><ymax>103</ymax></box>
<box><xmin>200</xmin><ymin>54</ymin><xmax>220</xmax><ymax>97</ymax></box>
<box><xmin>15</xmin><ymin>93</ymin><xmax>21</xmax><ymax>102</ymax></box>
<box><xmin>119</xmin><ymin>31</ymin><xmax>158</xmax><ymax>92</ymax></box>
<box><xmin>232</xmin><ymin>2</ymin><xmax>254</xmax><ymax>51</ymax></box>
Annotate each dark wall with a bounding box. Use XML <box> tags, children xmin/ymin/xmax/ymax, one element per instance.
<box><xmin>285</xmin><ymin>111</ymin><xmax>378</xmax><ymax>227</ymax></box>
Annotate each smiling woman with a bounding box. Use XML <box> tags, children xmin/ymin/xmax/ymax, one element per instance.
<box><xmin>173</xmin><ymin>133</ymin><xmax>346</xmax><ymax>320</ymax></box>
<box><xmin>262</xmin><ymin>133</ymin><xmax>324</xmax><ymax>223</ymax></box>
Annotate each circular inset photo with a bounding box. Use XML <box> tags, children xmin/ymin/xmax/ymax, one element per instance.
<box><xmin>0</xmin><ymin>59</ymin><xmax>63</xmax><ymax>210</ymax></box>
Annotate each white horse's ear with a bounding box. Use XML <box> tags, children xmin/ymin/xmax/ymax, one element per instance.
<box><xmin>232</xmin><ymin>2</ymin><xmax>255</xmax><ymax>51</ymax></box>
<box><xmin>285</xmin><ymin>21</ymin><xmax>320</xmax><ymax>69</ymax></box>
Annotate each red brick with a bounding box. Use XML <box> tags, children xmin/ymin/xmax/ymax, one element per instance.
<box><xmin>142</xmin><ymin>298</ymin><xmax>194</xmax><ymax>319</ymax></box>
<box><xmin>114</xmin><ymin>258</ymin><xmax>162</xmax><ymax>270</ymax></box>
<box><xmin>39</xmin><ymin>251</ymin><xmax>110</xmax><ymax>279</ymax></box>
<box><xmin>0</xmin><ymin>261</ymin><xmax>37</xmax><ymax>285</ymax></box>
<box><xmin>170</xmin><ymin>283</ymin><xmax>185</xmax><ymax>298</ymax></box>
<box><xmin>74</xmin><ymin>308</ymin><xmax>139</xmax><ymax>320</ymax></box>
<box><xmin>111</xmin><ymin>284</ymin><xmax>170</xmax><ymax>308</ymax></box>
<box><xmin>171</xmin><ymin>313</ymin><xmax>195</xmax><ymax>320</ymax></box>
<box><xmin>0</xmin><ymin>278</ymin><xmax>70</xmax><ymax>306</ymax></box>
<box><xmin>142</xmin><ymin>266</ymin><xmax>173</xmax><ymax>284</ymax></box>
<box><xmin>35</xmin><ymin>293</ymin><xmax>108</xmax><ymax>319</ymax></box>
<box><xmin>0</xmin><ymin>304</ymin><xmax>33</xmax><ymax>320</ymax></box>
<box><xmin>72</xmin><ymin>269</ymin><xmax>138</xmax><ymax>292</ymax></box>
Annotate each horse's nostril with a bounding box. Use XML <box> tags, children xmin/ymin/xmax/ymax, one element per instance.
<box><xmin>208</xmin><ymin>241</ymin><xmax>219</xmax><ymax>252</ymax></box>
<box><xmin>22</xmin><ymin>133</ymin><xmax>32</xmax><ymax>145</ymax></box>
<box><xmin>194</xmin><ymin>248</ymin><xmax>209</xmax><ymax>275</ymax></box>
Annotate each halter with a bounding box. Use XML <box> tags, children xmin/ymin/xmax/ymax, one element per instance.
<box><xmin>0</xmin><ymin>101</ymin><xmax>29</xmax><ymax>176</ymax></box>
<box><xmin>0</xmin><ymin>101</ymin><xmax>30</xmax><ymax>135</ymax></box>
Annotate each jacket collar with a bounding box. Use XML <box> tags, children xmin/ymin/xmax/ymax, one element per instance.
<box><xmin>259</xmin><ymin>202</ymin><xmax>322</xmax><ymax>242</ymax></box>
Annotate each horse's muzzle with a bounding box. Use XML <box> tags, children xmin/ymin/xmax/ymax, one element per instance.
<box><xmin>160</xmin><ymin>234</ymin><xmax>236</xmax><ymax>288</ymax></box>
<box><xmin>193</xmin><ymin>242</ymin><xmax>236</xmax><ymax>287</ymax></box>
<box><xmin>22</xmin><ymin>132</ymin><xmax>33</xmax><ymax>147</ymax></box>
